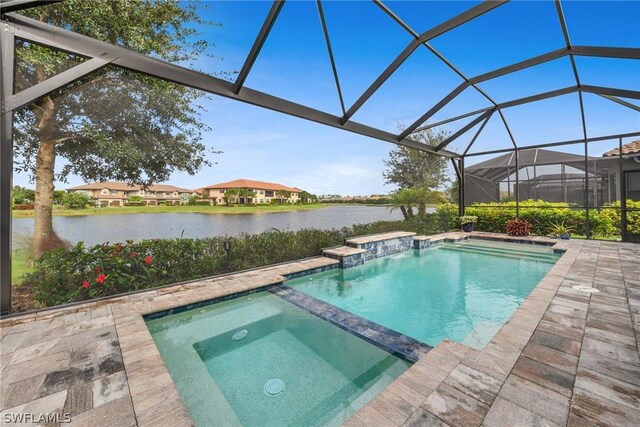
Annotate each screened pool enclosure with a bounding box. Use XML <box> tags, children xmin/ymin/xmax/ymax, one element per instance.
<box><xmin>1</xmin><ymin>0</ymin><xmax>638</xmax><ymax>314</ymax></box>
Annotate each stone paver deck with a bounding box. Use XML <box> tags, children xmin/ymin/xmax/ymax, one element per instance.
<box><xmin>1</xmin><ymin>234</ymin><xmax>638</xmax><ymax>426</ymax></box>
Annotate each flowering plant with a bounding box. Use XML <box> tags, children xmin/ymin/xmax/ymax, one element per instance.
<box><xmin>505</xmin><ymin>218</ymin><xmax>532</xmax><ymax>236</ymax></box>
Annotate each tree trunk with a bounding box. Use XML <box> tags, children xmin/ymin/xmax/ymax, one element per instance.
<box><xmin>400</xmin><ymin>206</ymin><xmax>409</xmax><ymax>220</ymax></box>
<box><xmin>406</xmin><ymin>206</ymin><xmax>414</xmax><ymax>218</ymax></box>
<box><xmin>418</xmin><ymin>202</ymin><xmax>426</xmax><ymax>217</ymax></box>
<box><xmin>32</xmin><ymin>96</ymin><xmax>64</xmax><ymax>258</ymax></box>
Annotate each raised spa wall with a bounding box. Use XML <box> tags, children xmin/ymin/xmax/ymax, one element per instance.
<box><xmin>322</xmin><ymin>231</ymin><xmax>442</xmax><ymax>269</ymax></box>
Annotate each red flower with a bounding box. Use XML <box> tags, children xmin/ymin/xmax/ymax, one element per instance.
<box><xmin>95</xmin><ymin>266</ymin><xmax>101</xmax><ymax>273</ymax></box>
<box><xmin>82</xmin><ymin>280</ymin><xmax>90</xmax><ymax>289</ymax></box>
<box><xmin>144</xmin><ymin>256</ymin><xmax>153</xmax><ymax>265</ymax></box>
<box><xmin>130</xmin><ymin>252</ymin><xmax>138</xmax><ymax>258</ymax></box>
<box><xmin>96</xmin><ymin>273</ymin><xmax>107</xmax><ymax>284</ymax></box>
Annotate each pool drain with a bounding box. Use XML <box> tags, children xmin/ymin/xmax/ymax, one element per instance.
<box><xmin>572</xmin><ymin>285</ymin><xmax>600</xmax><ymax>293</ymax></box>
<box><xmin>264</xmin><ymin>379</ymin><xmax>285</xmax><ymax>396</ymax></box>
<box><xmin>232</xmin><ymin>330</ymin><xmax>248</xmax><ymax>341</ymax></box>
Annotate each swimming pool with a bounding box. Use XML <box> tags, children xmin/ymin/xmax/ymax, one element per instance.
<box><xmin>288</xmin><ymin>239</ymin><xmax>560</xmax><ymax>348</ymax></box>
<box><xmin>145</xmin><ymin>236</ymin><xmax>560</xmax><ymax>426</ymax></box>
<box><xmin>146</xmin><ymin>292</ymin><xmax>409</xmax><ymax>427</ymax></box>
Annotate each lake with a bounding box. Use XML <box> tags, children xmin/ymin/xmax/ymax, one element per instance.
<box><xmin>12</xmin><ymin>205</ymin><xmax>414</xmax><ymax>247</ymax></box>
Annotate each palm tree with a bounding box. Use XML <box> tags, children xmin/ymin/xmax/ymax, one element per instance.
<box><xmin>389</xmin><ymin>188</ymin><xmax>417</xmax><ymax>220</ymax></box>
<box><xmin>413</xmin><ymin>187</ymin><xmax>447</xmax><ymax>216</ymax></box>
<box><xmin>223</xmin><ymin>188</ymin><xmax>240</xmax><ymax>206</ymax></box>
<box><xmin>238</xmin><ymin>188</ymin><xmax>257</xmax><ymax>205</ymax></box>
<box><xmin>389</xmin><ymin>187</ymin><xmax>447</xmax><ymax>219</ymax></box>
<box><xmin>275</xmin><ymin>190</ymin><xmax>291</xmax><ymax>204</ymax></box>
<box><xmin>299</xmin><ymin>191</ymin><xmax>317</xmax><ymax>204</ymax></box>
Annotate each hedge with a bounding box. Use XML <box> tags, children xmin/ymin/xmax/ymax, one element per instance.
<box><xmin>25</xmin><ymin>211</ymin><xmax>461</xmax><ymax>308</ymax></box>
<box><xmin>464</xmin><ymin>199</ymin><xmax>639</xmax><ymax>237</ymax></box>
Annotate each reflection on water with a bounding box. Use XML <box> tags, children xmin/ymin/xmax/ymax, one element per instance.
<box><xmin>12</xmin><ymin>205</ymin><xmax>412</xmax><ymax>247</ymax></box>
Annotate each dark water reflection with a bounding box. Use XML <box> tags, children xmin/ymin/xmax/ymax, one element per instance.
<box><xmin>12</xmin><ymin>205</ymin><xmax>415</xmax><ymax>247</ymax></box>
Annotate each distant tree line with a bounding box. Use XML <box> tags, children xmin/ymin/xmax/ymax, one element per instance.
<box><xmin>12</xmin><ymin>186</ymin><xmax>92</xmax><ymax>210</ymax></box>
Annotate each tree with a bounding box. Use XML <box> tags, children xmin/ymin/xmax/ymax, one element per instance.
<box><xmin>61</xmin><ymin>192</ymin><xmax>92</xmax><ymax>209</ymax></box>
<box><xmin>389</xmin><ymin>188</ymin><xmax>417</xmax><ymax>220</ymax></box>
<box><xmin>299</xmin><ymin>191</ymin><xmax>317</xmax><ymax>204</ymax></box>
<box><xmin>11</xmin><ymin>186</ymin><xmax>35</xmax><ymax>205</ymax></box>
<box><xmin>275</xmin><ymin>190</ymin><xmax>291</xmax><ymax>204</ymax></box>
<box><xmin>14</xmin><ymin>1</ymin><xmax>221</xmax><ymax>257</ymax></box>
<box><xmin>383</xmin><ymin>128</ymin><xmax>449</xmax><ymax>190</ymax></box>
<box><xmin>237</xmin><ymin>188</ymin><xmax>256</xmax><ymax>205</ymax></box>
<box><xmin>413</xmin><ymin>187</ymin><xmax>448</xmax><ymax>216</ymax></box>
<box><xmin>448</xmin><ymin>179</ymin><xmax>460</xmax><ymax>202</ymax></box>
<box><xmin>389</xmin><ymin>186</ymin><xmax>447</xmax><ymax>219</ymax></box>
<box><xmin>53</xmin><ymin>190</ymin><xmax>66</xmax><ymax>206</ymax></box>
<box><xmin>223</xmin><ymin>188</ymin><xmax>240</xmax><ymax>206</ymax></box>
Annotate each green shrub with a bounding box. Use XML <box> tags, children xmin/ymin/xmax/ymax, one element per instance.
<box><xmin>598</xmin><ymin>200</ymin><xmax>640</xmax><ymax>235</ymax></box>
<box><xmin>26</xmin><ymin>230</ymin><xmax>345</xmax><ymax>307</ymax></box>
<box><xmin>462</xmin><ymin>199</ymin><xmax>637</xmax><ymax>238</ymax></box>
<box><xmin>62</xmin><ymin>192</ymin><xmax>93</xmax><ymax>209</ymax></box>
<box><xmin>12</xmin><ymin>186</ymin><xmax>35</xmax><ymax>204</ymax></box>
<box><xmin>128</xmin><ymin>195</ymin><xmax>142</xmax><ymax>203</ymax></box>
<box><xmin>25</xmin><ymin>213</ymin><xmax>459</xmax><ymax>308</ymax></box>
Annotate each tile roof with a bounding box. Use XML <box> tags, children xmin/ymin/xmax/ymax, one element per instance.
<box><xmin>602</xmin><ymin>139</ymin><xmax>640</xmax><ymax>157</ymax></box>
<box><xmin>202</xmin><ymin>179</ymin><xmax>302</xmax><ymax>192</ymax></box>
<box><xmin>67</xmin><ymin>181</ymin><xmax>193</xmax><ymax>193</ymax></box>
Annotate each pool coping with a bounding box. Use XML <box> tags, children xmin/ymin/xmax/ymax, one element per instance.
<box><xmin>0</xmin><ymin>232</ymin><xmax>578</xmax><ymax>426</ymax></box>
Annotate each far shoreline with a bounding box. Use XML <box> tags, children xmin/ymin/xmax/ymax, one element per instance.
<box><xmin>11</xmin><ymin>203</ymin><xmax>339</xmax><ymax>219</ymax></box>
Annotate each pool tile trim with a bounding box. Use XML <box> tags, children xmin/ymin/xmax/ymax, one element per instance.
<box><xmin>269</xmin><ymin>284</ymin><xmax>432</xmax><ymax>363</ymax></box>
<box><xmin>346</xmin><ymin>232</ymin><xmax>417</xmax><ymax>261</ymax></box>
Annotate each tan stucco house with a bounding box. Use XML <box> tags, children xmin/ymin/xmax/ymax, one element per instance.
<box><xmin>67</xmin><ymin>181</ymin><xmax>196</xmax><ymax>206</ymax></box>
<box><xmin>200</xmin><ymin>179</ymin><xmax>303</xmax><ymax>205</ymax></box>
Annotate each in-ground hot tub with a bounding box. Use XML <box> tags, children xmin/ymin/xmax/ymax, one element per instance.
<box><xmin>146</xmin><ymin>291</ymin><xmax>409</xmax><ymax>427</ymax></box>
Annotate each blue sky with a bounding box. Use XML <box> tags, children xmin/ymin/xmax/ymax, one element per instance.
<box><xmin>14</xmin><ymin>0</ymin><xmax>640</xmax><ymax>195</ymax></box>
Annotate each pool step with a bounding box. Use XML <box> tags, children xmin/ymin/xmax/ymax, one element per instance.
<box><xmin>452</xmin><ymin>242</ymin><xmax>557</xmax><ymax>259</ymax></box>
<box><xmin>442</xmin><ymin>244</ymin><xmax>557</xmax><ymax>263</ymax></box>
<box><xmin>445</xmin><ymin>243</ymin><xmax>557</xmax><ymax>259</ymax></box>
<box><xmin>462</xmin><ymin>240</ymin><xmax>553</xmax><ymax>254</ymax></box>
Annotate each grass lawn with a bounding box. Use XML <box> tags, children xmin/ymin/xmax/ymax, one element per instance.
<box><xmin>12</xmin><ymin>203</ymin><xmax>328</xmax><ymax>218</ymax></box>
<box><xmin>12</xmin><ymin>249</ymin><xmax>32</xmax><ymax>283</ymax></box>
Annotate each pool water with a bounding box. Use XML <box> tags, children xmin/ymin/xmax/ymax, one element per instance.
<box><xmin>288</xmin><ymin>239</ymin><xmax>559</xmax><ymax>348</ymax></box>
<box><xmin>146</xmin><ymin>292</ymin><xmax>409</xmax><ymax>427</ymax></box>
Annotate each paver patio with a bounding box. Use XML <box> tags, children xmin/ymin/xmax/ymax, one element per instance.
<box><xmin>1</xmin><ymin>233</ymin><xmax>638</xmax><ymax>426</ymax></box>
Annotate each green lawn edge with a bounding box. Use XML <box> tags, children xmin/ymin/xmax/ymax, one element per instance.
<box><xmin>12</xmin><ymin>203</ymin><xmax>329</xmax><ymax>218</ymax></box>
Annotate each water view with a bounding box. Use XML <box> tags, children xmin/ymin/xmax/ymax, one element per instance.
<box><xmin>12</xmin><ymin>205</ymin><xmax>408</xmax><ymax>247</ymax></box>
